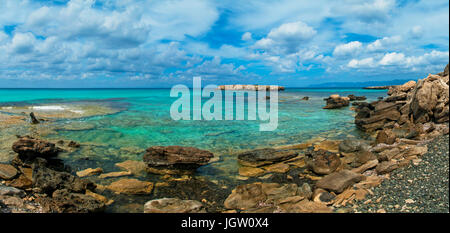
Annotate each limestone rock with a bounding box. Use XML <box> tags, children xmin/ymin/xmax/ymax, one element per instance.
<box><xmin>315</xmin><ymin>170</ymin><xmax>365</xmax><ymax>193</ymax></box>
<box><xmin>144</xmin><ymin>198</ymin><xmax>206</xmax><ymax>213</ymax></box>
<box><xmin>106</xmin><ymin>178</ymin><xmax>153</xmax><ymax>194</ymax></box>
<box><xmin>76</xmin><ymin>167</ymin><xmax>103</xmax><ymax>177</ymax></box>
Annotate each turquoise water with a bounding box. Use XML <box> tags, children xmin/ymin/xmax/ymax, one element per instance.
<box><xmin>0</xmin><ymin>88</ymin><xmax>386</xmax><ymax>212</ymax></box>
<box><xmin>0</xmin><ymin>88</ymin><xmax>387</xmax><ymax>155</ymax></box>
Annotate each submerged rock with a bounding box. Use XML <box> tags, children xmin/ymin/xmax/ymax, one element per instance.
<box><xmin>143</xmin><ymin>146</ymin><xmax>213</xmax><ymax>174</ymax></box>
<box><xmin>76</xmin><ymin>167</ymin><xmax>103</xmax><ymax>177</ymax></box>
<box><xmin>237</xmin><ymin>148</ymin><xmax>297</xmax><ymax>167</ymax></box>
<box><xmin>144</xmin><ymin>198</ymin><xmax>206</xmax><ymax>213</ymax></box>
<box><xmin>106</xmin><ymin>178</ymin><xmax>153</xmax><ymax>195</ymax></box>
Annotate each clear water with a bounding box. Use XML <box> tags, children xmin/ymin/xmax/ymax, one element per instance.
<box><xmin>0</xmin><ymin>88</ymin><xmax>386</xmax><ymax>211</ymax></box>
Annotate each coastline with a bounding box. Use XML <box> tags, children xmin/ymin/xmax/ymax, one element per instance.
<box><xmin>1</xmin><ymin>65</ymin><xmax>449</xmax><ymax>213</ymax></box>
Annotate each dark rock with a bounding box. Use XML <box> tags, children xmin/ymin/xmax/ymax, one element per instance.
<box><xmin>29</xmin><ymin>112</ymin><xmax>40</xmax><ymax>124</ymax></box>
<box><xmin>12</xmin><ymin>136</ymin><xmax>60</xmax><ymax>160</ymax></box>
<box><xmin>67</xmin><ymin>141</ymin><xmax>81</xmax><ymax>148</ymax></box>
<box><xmin>302</xmin><ymin>96</ymin><xmax>309</xmax><ymax>100</ymax></box>
<box><xmin>348</xmin><ymin>94</ymin><xmax>367</xmax><ymax>101</ymax></box>
<box><xmin>143</xmin><ymin>146</ymin><xmax>214</xmax><ymax>172</ymax></box>
<box><xmin>37</xmin><ymin>189</ymin><xmax>105</xmax><ymax>213</ymax></box>
<box><xmin>32</xmin><ymin>158</ymin><xmax>95</xmax><ymax>195</ymax></box>
<box><xmin>238</xmin><ymin>148</ymin><xmax>297</xmax><ymax>167</ymax></box>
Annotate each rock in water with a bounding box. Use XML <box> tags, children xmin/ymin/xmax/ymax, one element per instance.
<box><xmin>315</xmin><ymin>170</ymin><xmax>365</xmax><ymax>193</ymax></box>
<box><xmin>12</xmin><ymin>136</ymin><xmax>60</xmax><ymax>160</ymax></box>
<box><xmin>143</xmin><ymin>146</ymin><xmax>213</xmax><ymax>174</ymax></box>
<box><xmin>37</xmin><ymin>189</ymin><xmax>105</xmax><ymax>213</ymax></box>
<box><xmin>237</xmin><ymin>148</ymin><xmax>297</xmax><ymax>167</ymax></box>
<box><xmin>348</xmin><ymin>94</ymin><xmax>367</xmax><ymax>101</ymax></box>
<box><xmin>144</xmin><ymin>198</ymin><xmax>206</xmax><ymax>213</ymax></box>
<box><xmin>106</xmin><ymin>178</ymin><xmax>153</xmax><ymax>194</ymax></box>
<box><xmin>29</xmin><ymin>112</ymin><xmax>40</xmax><ymax>124</ymax></box>
<box><xmin>323</xmin><ymin>95</ymin><xmax>350</xmax><ymax>109</ymax></box>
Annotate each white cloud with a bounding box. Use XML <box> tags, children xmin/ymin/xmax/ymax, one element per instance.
<box><xmin>10</xmin><ymin>32</ymin><xmax>37</xmax><ymax>54</ymax></box>
<box><xmin>366</xmin><ymin>36</ymin><xmax>401</xmax><ymax>52</ymax></box>
<box><xmin>333</xmin><ymin>41</ymin><xmax>363</xmax><ymax>57</ymax></box>
<box><xmin>241</xmin><ymin>32</ymin><xmax>252</xmax><ymax>41</ymax></box>
<box><xmin>379</xmin><ymin>52</ymin><xmax>405</xmax><ymax>65</ymax></box>
<box><xmin>347</xmin><ymin>57</ymin><xmax>375</xmax><ymax>68</ymax></box>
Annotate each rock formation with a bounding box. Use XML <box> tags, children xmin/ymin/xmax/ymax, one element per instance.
<box><xmin>323</xmin><ymin>94</ymin><xmax>350</xmax><ymax>109</ymax></box>
<box><xmin>143</xmin><ymin>146</ymin><xmax>214</xmax><ymax>174</ymax></box>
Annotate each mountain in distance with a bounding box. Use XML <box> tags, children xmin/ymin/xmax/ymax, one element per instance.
<box><xmin>307</xmin><ymin>79</ymin><xmax>414</xmax><ymax>88</ymax></box>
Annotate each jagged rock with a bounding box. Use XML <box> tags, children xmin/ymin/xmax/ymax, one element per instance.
<box><xmin>323</xmin><ymin>95</ymin><xmax>350</xmax><ymax>109</ymax></box>
<box><xmin>0</xmin><ymin>185</ymin><xmax>26</xmax><ymax>197</ymax></box>
<box><xmin>12</xmin><ymin>136</ymin><xmax>60</xmax><ymax>160</ymax></box>
<box><xmin>144</xmin><ymin>198</ymin><xmax>206</xmax><ymax>213</ymax></box>
<box><xmin>29</xmin><ymin>112</ymin><xmax>40</xmax><ymax>124</ymax></box>
<box><xmin>37</xmin><ymin>189</ymin><xmax>105</xmax><ymax>213</ymax></box>
<box><xmin>376</xmin><ymin>129</ymin><xmax>397</xmax><ymax>145</ymax></box>
<box><xmin>237</xmin><ymin>148</ymin><xmax>297</xmax><ymax>167</ymax></box>
<box><xmin>32</xmin><ymin>158</ymin><xmax>95</xmax><ymax>195</ymax></box>
<box><xmin>302</xmin><ymin>96</ymin><xmax>309</xmax><ymax>100</ymax></box>
<box><xmin>0</xmin><ymin>164</ymin><xmax>18</xmax><ymax>180</ymax></box>
<box><xmin>348</xmin><ymin>94</ymin><xmax>367</xmax><ymax>101</ymax></box>
<box><xmin>106</xmin><ymin>178</ymin><xmax>153</xmax><ymax>194</ymax></box>
<box><xmin>67</xmin><ymin>141</ymin><xmax>80</xmax><ymax>148</ymax></box>
<box><xmin>143</xmin><ymin>146</ymin><xmax>213</xmax><ymax>173</ymax></box>
<box><xmin>315</xmin><ymin>170</ymin><xmax>365</xmax><ymax>193</ymax></box>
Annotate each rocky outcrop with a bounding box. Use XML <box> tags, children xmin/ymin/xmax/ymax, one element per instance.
<box><xmin>355</xmin><ymin>64</ymin><xmax>449</xmax><ymax>133</ymax></box>
<box><xmin>217</xmin><ymin>85</ymin><xmax>285</xmax><ymax>91</ymax></box>
<box><xmin>144</xmin><ymin>198</ymin><xmax>206</xmax><ymax>213</ymax></box>
<box><xmin>323</xmin><ymin>95</ymin><xmax>350</xmax><ymax>109</ymax></box>
<box><xmin>37</xmin><ymin>189</ymin><xmax>105</xmax><ymax>213</ymax></box>
<box><xmin>237</xmin><ymin>148</ymin><xmax>297</xmax><ymax>167</ymax></box>
<box><xmin>143</xmin><ymin>146</ymin><xmax>214</xmax><ymax>174</ymax></box>
<box><xmin>12</xmin><ymin>136</ymin><xmax>60</xmax><ymax>160</ymax></box>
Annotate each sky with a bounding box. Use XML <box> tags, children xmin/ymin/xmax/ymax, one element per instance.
<box><xmin>0</xmin><ymin>0</ymin><xmax>448</xmax><ymax>88</ymax></box>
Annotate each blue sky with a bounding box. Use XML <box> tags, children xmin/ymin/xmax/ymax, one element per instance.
<box><xmin>0</xmin><ymin>0</ymin><xmax>448</xmax><ymax>88</ymax></box>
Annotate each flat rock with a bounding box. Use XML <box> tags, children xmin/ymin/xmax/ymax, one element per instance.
<box><xmin>315</xmin><ymin>170</ymin><xmax>365</xmax><ymax>193</ymax></box>
<box><xmin>76</xmin><ymin>167</ymin><xmax>103</xmax><ymax>177</ymax></box>
<box><xmin>12</xmin><ymin>136</ymin><xmax>60</xmax><ymax>159</ymax></box>
<box><xmin>115</xmin><ymin>160</ymin><xmax>147</xmax><ymax>175</ymax></box>
<box><xmin>376</xmin><ymin>161</ymin><xmax>398</xmax><ymax>175</ymax></box>
<box><xmin>238</xmin><ymin>166</ymin><xmax>265</xmax><ymax>177</ymax></box>
<box><xmin>262</xmin><ymin>163</ymin><xmax>290</xmax><ymax>173</ymax></box>
<box><xmin>0</xmin><ymin>164</ymin><xmax>18</xmax><ymax>180</ymax></box>
<box><xmin>238</xmin><ymin>148</ymin><xmax>297</xmax><ymax>167</ymax></box>
<box><xmin>106</xmin><ymin>178</ymin><xmax>153</xmax><ymax>194</ymax></box>
<box><xmin>99</xmin><ymin>171</ymin><xmax>132</xmax><ymax>179</ymax></box>
<box><xmin>0</xmin><ymin>185</ymin><xmax>25</xmax><ymax>197</ymax></box>
<box><xmin>144</xmin><ymin>198</ymin><xmax>206</xmax><ymax>213</ymax></box>
<box><xmin>143</xmin><ymin>146</ymin><xmax>213</xmax><ymax>171</ymax></box>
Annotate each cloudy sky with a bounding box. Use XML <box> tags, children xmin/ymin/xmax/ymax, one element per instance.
<box><xmin>0</xmin><ymin>0</ymin><xmax>448</xmax><ymax>88</ymax></box>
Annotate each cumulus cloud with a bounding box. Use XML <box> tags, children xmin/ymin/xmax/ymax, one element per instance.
<box><xmin>333</xmin><ymin>41</ymin><xmax>363</xmax><ymax>57</ymax></box>
<box><xmin>366</xmin><ymin>36</ymin><xmax>402</xmax><ymax>52</ymax></box>
<box><xmin>347</xmin><ymin>57</ymin><xmax>375</xmax><ymax>68</ymax></box>
<box><xmin>254</xmin><ymin>21</ymin><xmax>316</xmax><ymax>54</ymax></box>
<box><xmin>241</xmin><ymin>32</ymin><xmax>252</xmax><ymax>41</ymax></box>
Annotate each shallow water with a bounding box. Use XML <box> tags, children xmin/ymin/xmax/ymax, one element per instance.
<box><xmin>0</xmin><ymin>88</ymin><xmax>386</xmax><ymax>212</ymax></box>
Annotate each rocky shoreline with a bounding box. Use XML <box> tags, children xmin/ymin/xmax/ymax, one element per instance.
<box><xmin>1</xmin><ymin>64</ymin><xmax>448</xmax><ymax>213</ymax></box>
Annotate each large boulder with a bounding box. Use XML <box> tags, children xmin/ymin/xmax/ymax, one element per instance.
<box><xmin>305</xmin><ymin>149</ymin><xmax>341</xmax><ymax>175</ymax></box>
<box><xmin>12</xmin><ymin>136</ymin><xmax>60</xmax><ymax>160</ymax></box>
<box><xmin>323</xmin><ymin>95</ymin><xmax>350</xmax><ymax>109</ymax></box>
<box><xmin>143</xmin><ymin>146</ymin><xmax>213</xmax><ymax>174</ymax></box>
<box><xmin>237</xmin><ymin>148</ymin><xmax>297</xmax><ymax>167</ymax></box>
<box><xmin>144</xmin><ymin>198</ymin><xmax>206</xmax><ymax>213</ymax></box>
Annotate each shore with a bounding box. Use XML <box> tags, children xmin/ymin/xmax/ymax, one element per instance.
<box><xmin>0</xmin><ymin>65</ymin><xmax>449</xmax><ymax>213</ymax></box>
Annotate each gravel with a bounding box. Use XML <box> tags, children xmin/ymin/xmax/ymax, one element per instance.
<box><xmin>354</xmin><ymin>134</ymin><xmax>449</xmax><ymax>213</ymax></box>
